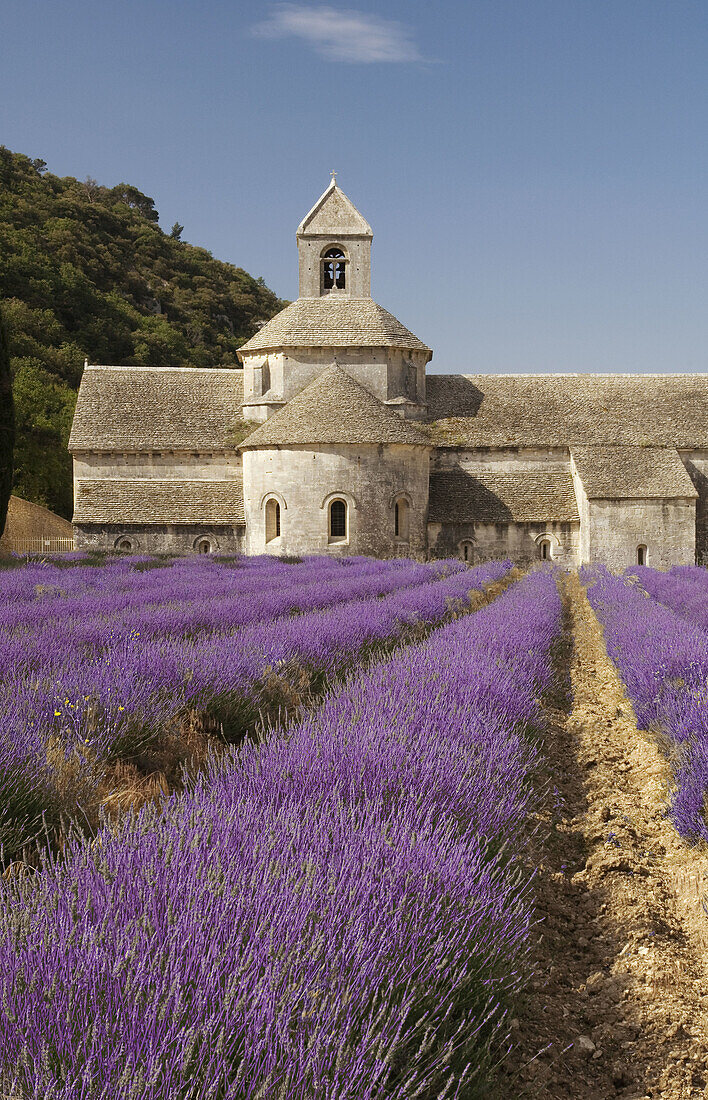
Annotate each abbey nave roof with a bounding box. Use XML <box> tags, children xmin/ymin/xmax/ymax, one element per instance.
<box><xmin>426</xmin><ymin>373</ymin><xmax>708</xmax><ymax>449</ymax></box>
<box><xmin>69</xmin><ymin>366</ymin><xmax>244</xmax><ymax>453</ymax></box>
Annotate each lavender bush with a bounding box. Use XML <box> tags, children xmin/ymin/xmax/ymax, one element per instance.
<box><xmin>0</xmin><ymin>570</ymin><xmax>561</xmax><ymax>1100</ymax></box>
<box><xmin>583</xmin><ymin>566</ymin><xmax>708</xmax><ymax>842</ymax></box>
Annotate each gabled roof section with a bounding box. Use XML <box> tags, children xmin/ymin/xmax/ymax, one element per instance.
<box><xmin>239</xmin><ymin>365</ymin><xmax>429</xmax><ymax>449</ymax></box>
<box><xmin>571</xmin><ymin>446</ymin><xmax>697</xmax><ymax>500</ymax></box>
<box><xmin>238</xmin><ymin>297</ymin><xmax>430</xmax><ymax>354</ymax></box>
<box><xmin>297</xmin><ymin>180</ymin><xmax>373</xmax><ymax>238</ymax></box>
<box><xmin>428</xmin><ymin>466</ymin><xmax>580</xmax><ymax>524</ymax></box>
<box><xmin>69</xmin><ymin>366</ymin><xmax>244</xmax><ymax>453</ymax></box>
<box><xmin>426</xmin><ymin>374</ymin><xmax>708</xmax><ymax>448</ymax></box>
<box><xmin>73</xmin><ymin>479</ymin><xmax>245</xmax><ymax>525</ymax></box>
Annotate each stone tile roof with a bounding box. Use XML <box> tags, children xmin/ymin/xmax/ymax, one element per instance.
<box><xmin>69</xmin><ymin>366</ymin><xmax>244</xmax><ymax>452</ymax></box>
<box><xmin>571</xmin><ymin>446</ymin><xmax>697</xmax><ymax>499</ymax></box>
<box><xmin>238</xmin><ymin>298</ymin><xmax>430</xmax><ymax>353</ymax></box>
<box><xmin>73</xmin><ymin>479</ymin><xmax>245</xmax><ymax>525</ymax></box>
<box><xmin>425</xmin><ymin>374</ymin><xmax>708</xmax><ymax>447</ymax></box>
<box><xmin>428</xmin><ymin>466</ymin><xmax>580</xmax><ymax>524</ymax></box>
<box><xmin>240</xmin><ymin>365</ymin><xmax>430</xmax><ymax>449</ymax></box>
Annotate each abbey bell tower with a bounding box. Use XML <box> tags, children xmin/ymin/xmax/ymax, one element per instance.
<box><xmin>296</xmin><ymin>176</ymin><xmax>373</xmax><ymax>299</ymax></box>
<box><xmin>238</xmin><ymin>179</ymin><xmax>432</xmax><ymax>422</ymax></box>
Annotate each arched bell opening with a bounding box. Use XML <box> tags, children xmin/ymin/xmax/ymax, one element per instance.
<box><xmin>320</xmin><ymin>245</ymin><xmax>348</xmax><ymax>295</ymax></box>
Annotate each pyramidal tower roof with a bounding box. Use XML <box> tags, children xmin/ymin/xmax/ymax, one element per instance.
<box><xmin>238</xmin><ymin>298</ymin><xmax>430</xmax><ymax>353</ymax></box>
<box><xmin>240</xmin><ymin>365</ymin><xmax>429</xmax><ymax>449</ymax></box>
<box><xmin>297</xmin><ymin>178</ymin><xmax>373</xmax><ymax>238</ymax></box>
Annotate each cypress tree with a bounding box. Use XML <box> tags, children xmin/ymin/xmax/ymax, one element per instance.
<box><xmin>0</xmin><ymin>304</ymin><xmax>15</xmax><ymax>539</ymax></box>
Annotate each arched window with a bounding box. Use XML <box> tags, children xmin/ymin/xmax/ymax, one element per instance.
<box><xmin>265</xmin><ymin>498</ymin><xmax>281</xmax><ymax>543</ymax></box>
<box><xmin>329</xmin><ymin>498</ymin><xmax>347</xmax><ymax>541</ymax></box>
<box><xmin>196</xmin><ymin>538</ymin><xmax>212</xmax><ymax>555</ymax></box>
<box><xmin>637</xmin><ymin>544</ymin><xmax>647</xmax><ymax>566</ymax></box>
<box><xmin>321</xmin><ymin>247</ymin><xmax>346</xmax><ymax>293</ymax></box>
<box><xmin>115</xmin><ymin>537</ymin><xmax>133</xmax><ymax>552</ymax></box>
<box><xmin>539</xmin><ymin>539</ymin><xmax>551</xmax><ymax>561</ymax></box>
<box><xmin>394</xmin><ymin>497</ymin><xmax>410</xmax><ymax>541</ymax></box>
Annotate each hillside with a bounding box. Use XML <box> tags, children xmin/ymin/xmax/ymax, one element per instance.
<box><xmin>0</xmin><ymin>147</ymin><xmax>287</xmax><ymax>518</ymax></box>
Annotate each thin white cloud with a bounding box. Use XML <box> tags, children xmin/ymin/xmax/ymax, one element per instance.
<box><xmin>253</xmin><ymin>4</ymin><xmax>424</xmax><ymax>63</ymax></box>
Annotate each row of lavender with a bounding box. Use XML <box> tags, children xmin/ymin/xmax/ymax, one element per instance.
<box><xmin>1</xmin><ymin>556</ymin><xmax>511</xmax><ymax>860</ymax></box>
<box><xmin>0</xmin><ymin>554</ymin><xmax>450</xmax><ymax>642</ymax></box>
<box><xmin>583</xmin><ymin>566</ymin><xmax>708</xmax><ymax>842</ymax></box>
<box><xmin>627</xmin><ymin>563</ymin><xmax>708</xmax><ymax>632</ymax></box>
<box><xmin>0</xmin><ymin>570</ymin><xmax>561</xmax><ymax>1100</ymax></box>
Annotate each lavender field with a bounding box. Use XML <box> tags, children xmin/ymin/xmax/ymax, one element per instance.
<box><xmin>0</xmin><ymin>555</ymin><xmax>563</xmax><ymax>1100</ymax></box>
<box><xmin>0</xmin><ymin>550</ymin><xmax>574</xmax><ymax>1097</ymax></box>
<box><xmin>6</xmin><ymin>552</ymin><xmax>708</xmax><ymax>1098</ymax></box>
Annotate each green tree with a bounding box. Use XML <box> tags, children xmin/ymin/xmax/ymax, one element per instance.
<box><xmin>0</xmin><ymin>146</ymin><xmax>287</xmax><ymax>516</ymax></box>
<box><xmin>0</xmin><ymin>304</ymin><xmax>14</xmax><ymax>537</ymax></box>
<box><xmin>11</xmin><ymin>361</ymin><xmax>76</xmax><ymax>517</ymax></box>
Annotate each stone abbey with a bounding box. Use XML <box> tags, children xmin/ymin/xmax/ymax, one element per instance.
<box><xmin>69</xmin><ymin>180</ymin><xmax>708</xmax><ymax>568</ymax></box>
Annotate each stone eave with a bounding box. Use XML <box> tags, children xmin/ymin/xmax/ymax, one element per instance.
<box><xmin>69</xmin><ymin>447</ymin><xmax>242</xmax><ymax>457</ymax></box>
<box><xmin>238</xmin><ymin>439</ymin><xmax>435</xmax><ymax>453</ymax></box>
<box><xmin>73</xmin><ymin>519</ymin><xmax>248</xmax><ymax>528</ymax></box>
<box><xmin>295</xmin><ymin>231</ymin><xmax>372</xmax><ymax>240</ymax></box>
<box><xmin>237</xmin><ymin>342</ymin><xmax>433</xmax><ymax>361</ymax></box>
<box><xmin>241</xmin><ymin>397</ymin><xmax>287</xmax><ymax>407</ymax></box>
<box><xmin>585</xmin><ymin>493</ymin><xmax>698</xmax><ymax>502</ymax></box>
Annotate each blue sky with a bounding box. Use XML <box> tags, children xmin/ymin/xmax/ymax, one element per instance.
<box><xmin>3</xmin><ymin>0</ymin><xmax>708</xmax><ymax>374</ymax></box>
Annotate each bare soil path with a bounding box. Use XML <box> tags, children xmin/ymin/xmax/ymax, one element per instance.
<box><xmin>495</xmin><ymin>572</ymin><xmax>708</xmax><ymax>1100</ymax></box>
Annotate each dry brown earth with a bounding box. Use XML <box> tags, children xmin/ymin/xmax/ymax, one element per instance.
<box><xmin>495</xmin><ymin>572</ymin><xmax>708</xmax><ymax>1100</ymax></box>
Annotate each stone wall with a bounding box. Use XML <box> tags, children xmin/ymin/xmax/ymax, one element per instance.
<box><xmin>428</xmin><ymin>520</ymin><xmax>580</xmax><ymax>565</ymax></box>
<box><xmin>428</xmin><ymin>447</ymin><xmax>580</xmax><ymax>564</ymax></box>
<box><xmin>585</xmin><ymin>498</ymin><xmax>695</xmax><ymax>569</ymax></box>
<box><xmin>433</xmin><ymin>446</ymin><xmax>572</xmax><ymax>473</ymax></box>
<box><xmin>73</xmin><ymin>524</ymin><xmax>244</xmax><ymax>555</ymax></box>
<box><xmin>73</xmin><ymin>453</ymin><xmax>242</xmax><ymax>480</ymax></box>
<box><xmin>72</xmin><ymin>453</ymin><xmax>244</xmax><ymax>554</ymax></box>
<box><xmin>569</xmin><ymin>454</ymin><xmax>591</xmax><ymax>563</ymax></box>
<box><xmin>680</xmin><ymin>453</ymin><xmax>708</xmax><ymax>565</ymax></box>
<box><xmin>242</xmin><ymin>443</ymin><xmax>429</xmax><ymax>557</ymax></box>
<box><xmin>297</xmin><ymin>234</ymin><xmax>371</xmax><ymax>299</ymax></box>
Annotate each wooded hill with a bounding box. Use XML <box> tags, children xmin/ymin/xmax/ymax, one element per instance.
<box><xmin>0</xmin><ymin>147</ymin><xmax>287</xmax><ymax>518</ymax></box>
